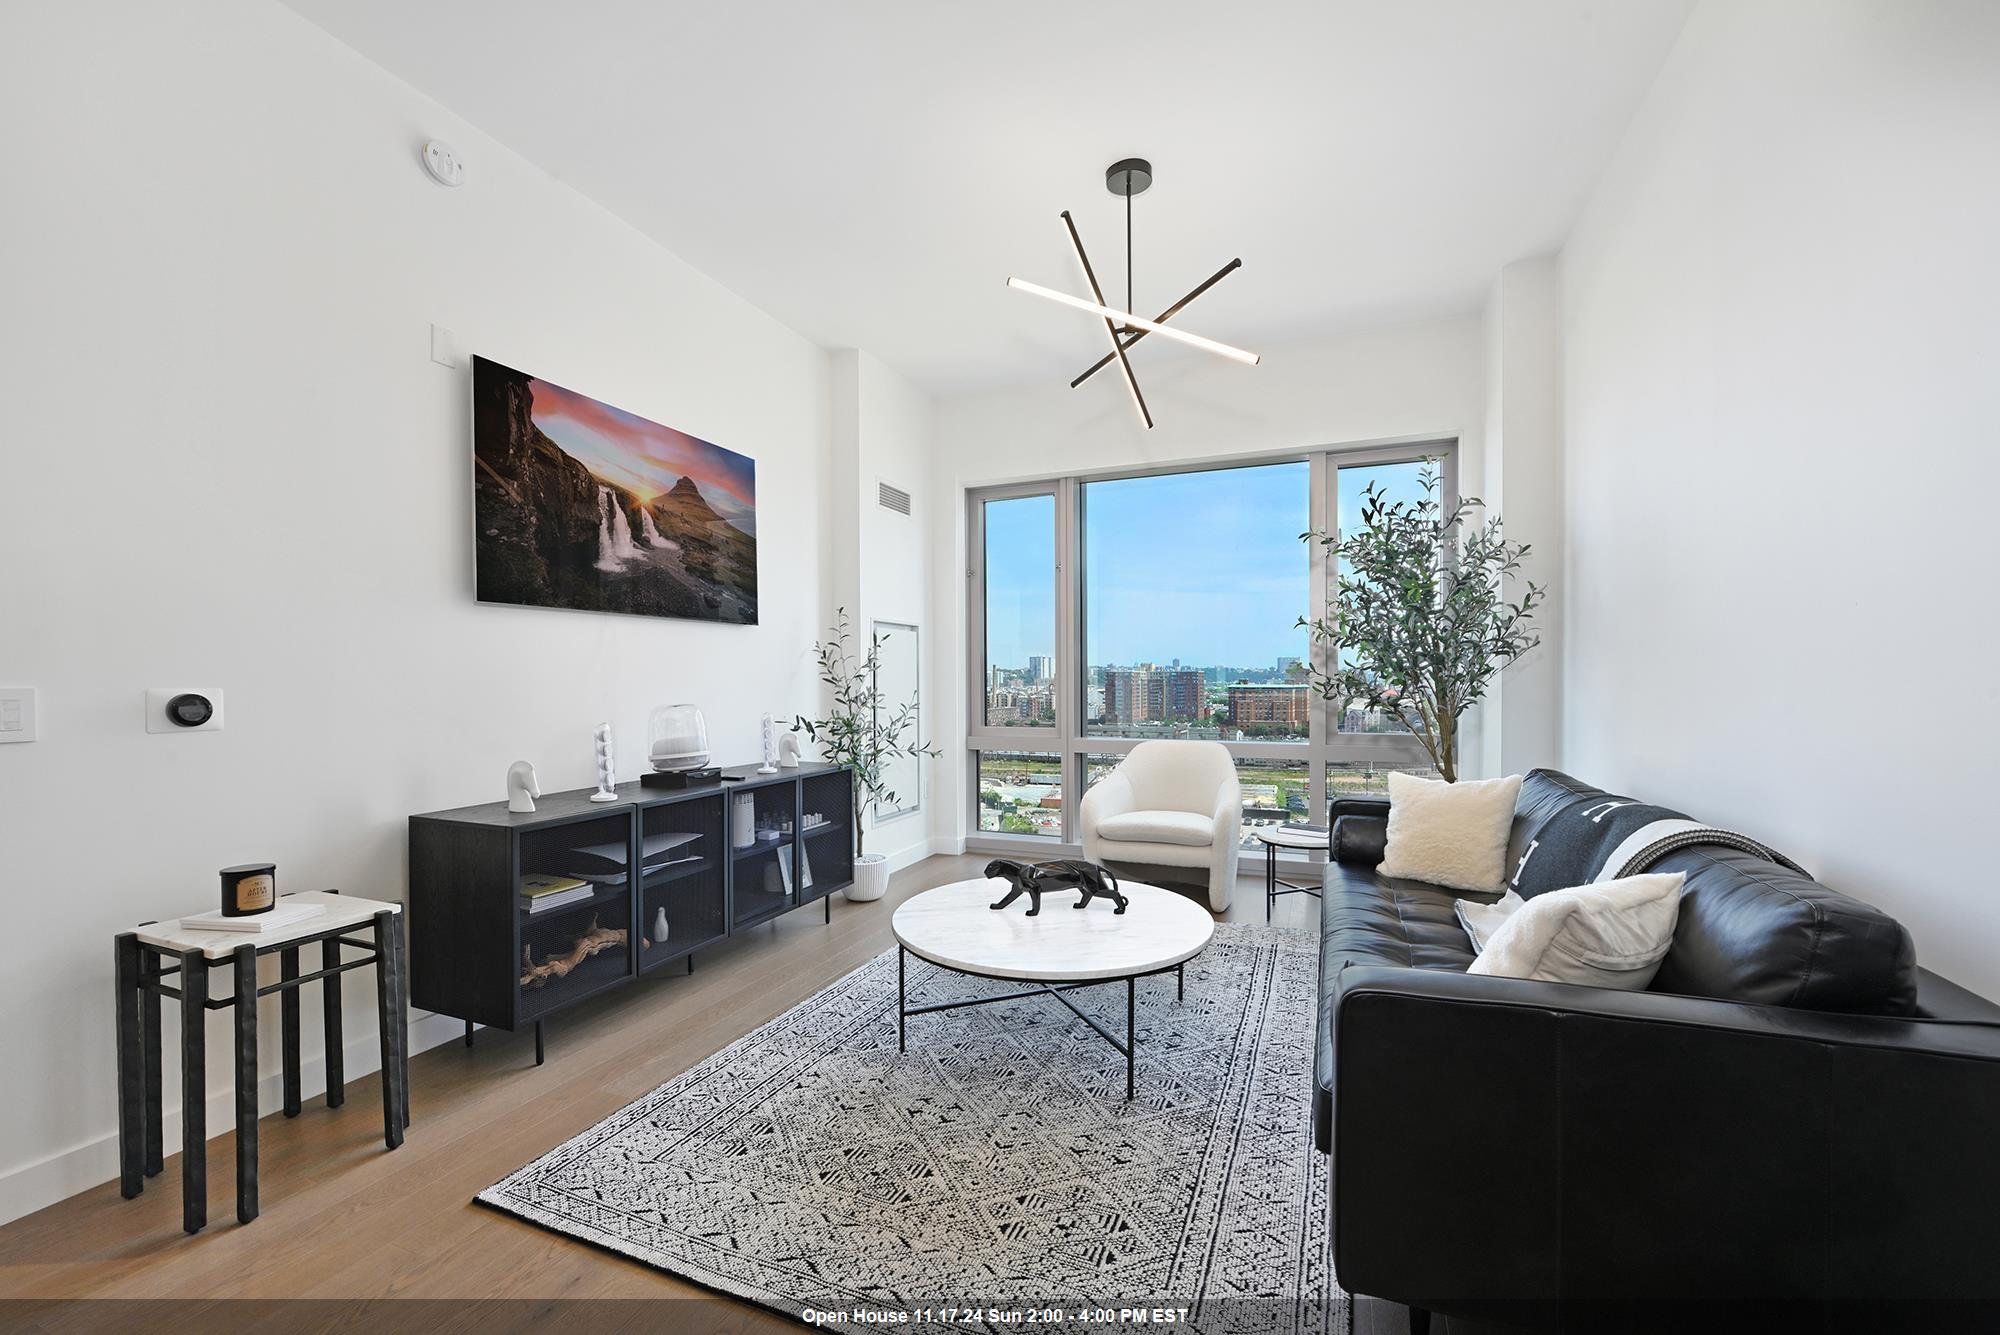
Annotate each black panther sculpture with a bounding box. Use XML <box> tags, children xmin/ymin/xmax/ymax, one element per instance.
<box><xmin>984</xmin><ymin>858</ymin><xmax>1129</xmax><ymax>916</ymax></box>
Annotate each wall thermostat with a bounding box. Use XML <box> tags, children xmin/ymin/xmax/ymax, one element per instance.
<box><xmin>146</xmin><ymin>688</ymin><xmax>225</xmax><ymax>734</ymax></box>
<box><xmin>420</xmin><ymin>139</ymin><xmax>465</xmax><ymax>188</ymax></box>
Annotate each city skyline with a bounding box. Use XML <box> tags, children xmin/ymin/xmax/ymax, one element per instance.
<box><xmin>984</xmin><ymin>457</ymin><xmax>1437</xmax><ymax>673</ymax></box>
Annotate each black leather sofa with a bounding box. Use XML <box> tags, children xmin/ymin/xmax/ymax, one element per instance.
<box><xmin>1317</xmin><ymin>769</ymin><xmax>2000</xmax><ymax>1333</ymax></box>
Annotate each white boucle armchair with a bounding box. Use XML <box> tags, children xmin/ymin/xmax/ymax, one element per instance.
<box><xmin>1080</xmin><ymin>740</ymin><xmax>1241</xmax><ymax>912</ymax></box>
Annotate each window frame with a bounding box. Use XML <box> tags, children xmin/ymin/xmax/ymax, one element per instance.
<box><xmin>966</xmin><ymin>439</ymin><xmax>1455</xmax><ymax>855</ymax></box>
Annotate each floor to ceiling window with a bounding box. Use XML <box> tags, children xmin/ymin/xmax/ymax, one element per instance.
<box><xmin>966</xmin><ymin>443</ymin><xmax>1452</xmax><ymax>851</ymax></box>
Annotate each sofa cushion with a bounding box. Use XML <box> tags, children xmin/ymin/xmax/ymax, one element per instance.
<box><xmin>1648</xmin><ymin>844</ymin><xmax>1917</xmax><ymax>1014</ymax></box>
<box><xmin>1095</xmin><ymin>809</ymin><xmax>1214</xmax><ymax>847</ymax></box>
<box><xmin>1378</xmin><ymin>772</ymin><xmax>1523</xmax><ymax>893</ymax></box>
<box><xmin>1469</xmin><ymin>873</ymin><xmax>1684</xmax><ymax>990</ymax></box>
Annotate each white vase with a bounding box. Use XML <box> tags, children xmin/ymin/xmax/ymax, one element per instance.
<box><xmin>652</xmin><ymin>906</ymin><xmax>670</xmax><ymax>943</ymax></box>
<box><xmin>847</xmin><ymin>853</ymin><xmax>890</xmax><ymax>902</ymax></box>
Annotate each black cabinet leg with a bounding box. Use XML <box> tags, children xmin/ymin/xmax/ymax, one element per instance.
<box><xmin>322</xmin><ymin>937</ymin><xmax>344</xmax><ymax>1108</ymax></box>
<box><xmin>687</xmin><ymin>953</ymin><xmax>694</xmax><ymax>975</ymax></box>
<box><xmin>534</xmin><ymin>1019</ymin><xmax>545</xmax><ymax>1067</ymax></box>
<box><xmin>141</xmin><ymin>948</ymin><xmax>163</xmax><ymax>1176</ymax></box>
<box><xmin>464</xmin><ymin>1019</ymin><xmax>474</xmax><ymax>1048</ymax></box>
<box><xmin>1407</xmin><ymin>1305</ymin><xmax>1431</xmax><ymax>1335</ymax></box>
<box><xmin>179</xmin><ymin>950</ymin><xmax>207</xmax><ymax>1234</ymax></box>
<box><xmin>371</xmin><ymin>911</ymin><xmax>404</xmax><ymax>1150</ymax></box>
<box><xmin>233</xmin><ymin>945</ymin><xmax>259</xmax><ymax>1225</ymax></box>
<box><xmin>279</xmin><ymin>948</ymin><xmax>301</xmax><ymax>1118</ymax></box>
<box><xmin>114</xmin><ymin>934</ymin><xmax>143</xmax><ymax>1200</ymax></box>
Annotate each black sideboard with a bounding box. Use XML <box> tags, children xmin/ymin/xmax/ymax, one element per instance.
<box><xmin>408</xmin><ymin>764</ymin><xmax>854</xmax><ymax>1063</ymax></box>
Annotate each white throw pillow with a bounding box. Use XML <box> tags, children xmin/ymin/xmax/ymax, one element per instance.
<box><xmin>1467</xmin><ymin>873</ymin><xmax>1685</xmax><ymax>990</ymax></box>
<box><xmin>1455</xmin><ymin>890</ymin><xmax>1524</xmax><ymax>952</ymax></box>
<box><xmin>1377</xmin><ymin>772</ymin><xmax>1524</xmax><ymax>893</ymax></box>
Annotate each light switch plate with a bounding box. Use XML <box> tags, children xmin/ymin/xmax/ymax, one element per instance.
<box><xmin>146</xmin><ymin>687</ymin><xmax>225</xmax><ymax>734</ymax></box>
<box><xmin>0</xmin><ymin>687</ymin><xmax>36</xmax><ymax>743</ymax></box>
<box><xmin>430</xmin><ymin>323</ymin><xmax>457</xmax><ymax>368</ymax></box>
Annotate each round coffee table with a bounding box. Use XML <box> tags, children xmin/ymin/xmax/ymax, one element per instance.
<box><xmin>891</xmin><ymin>878</ymin><xmax>1214</xmax><ymax>1101</ymax></box>
<box><xmin>1255</xmin><ymin>825</ymin><xmax>1329</xmax><ymax>921</ymax></box>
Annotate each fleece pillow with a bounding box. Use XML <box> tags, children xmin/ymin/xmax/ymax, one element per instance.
<box><xmin>1455</xmin><ymin>890</ymin><xmax>1524</xmax><ymax>952</ymax></box>
<box><xmin>1377</xmin><ymin>772</ymin><xmax>1524</xmax><ymax>893</ymax></box>
<box><xmin>1468</xmin><ymin>872</ymin><xmax>1685</xmax><ymax>990</ymax></box>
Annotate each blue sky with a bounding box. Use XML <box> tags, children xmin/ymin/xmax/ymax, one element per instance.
<box><xmin>985</xmin><ymin>457</ymin><xmax>1439</xmax><ymax>671</ymax></box>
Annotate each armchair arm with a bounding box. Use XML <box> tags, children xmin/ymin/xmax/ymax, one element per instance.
<box><xmin>1328</xmin><ymin>965</ymin><xmax>2000</xmax><ymax>1316</ymax></box>
<box><xmin>1204</xmin><ymin>773</ymin><xmax>1242</xmax><ymax>912</ymax></box>
<box><xmin>1079</xmin><ymin>770</ymin><xmax>1135</xmax><ymax>864</ymax></box>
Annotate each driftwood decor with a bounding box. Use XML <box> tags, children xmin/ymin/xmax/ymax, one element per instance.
<box><xmin>520</xmin><ymin>917</ymin><xmax>628</xmax><ymax>989</ymax></box>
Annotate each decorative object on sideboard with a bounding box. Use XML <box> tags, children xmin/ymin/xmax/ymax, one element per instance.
<box><xmin>506</xmin><ymin>760</ymin><xmax>539</xmax><ymax>814</ymax></box>
<box><xmin>731</xmin><ymin>792</ymin><xmax>757</xmax><ymax>850</ymax></box>
<box><xmin>652</xmin><ymin>905</ymin><xmax>670</xmax><ymax>945</ymax></box>
<box><xmin>648</xmin><ymin>704</ymin><xmax>710</xmax><ymax>771</ymax></box>
<box><xmin>1005</xmin><ymin>159</ymin><xmax>1258</xmax><ymax>431</ymax></box>
<box><xmin>756</xmin><ymin>713</ymin><xmax>779</xmax><ymax>774</ymax></box>
<box><xmin>471</xmin><ymin>356</ymin><xmax>758</xmax><ymax>624</ymax></box>
<box><xmin>984</xmin><ymin>858</ymin><xmax>1129</xmax><ymax>917</ymax></box>
<box><xmin>590</xmin><ymin>722</ymin><xmax>619</xmax><ymax>802</ymax></box>
<box><xmin>219</xmin><ymin>862</ymin><xmax>277</xmax><ymax>917</ymax></box>
<box><xmin>777</xmin><ymin>726</ymin><xmax>802</xmax><ymax>768</ymax></box>
<box><xmin>1298</xmin><ymin>460</ymin><xmax>1543</xmax><ymax>783</ymax></box>
<box><xmin>795</xmin><ymin>609</ymin><xmax>939</xmax><ymax>903</ymax></box>
<box><xmin>520</xmin><ymin>917</ymin><xmax>627</xmax><ymax>989</ymax></box>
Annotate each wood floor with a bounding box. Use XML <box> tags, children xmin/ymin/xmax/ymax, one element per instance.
<box><xmin>0</xmin><ymin>854</ymin><xmax>1409</xmax><ymax>1331</ymax></box>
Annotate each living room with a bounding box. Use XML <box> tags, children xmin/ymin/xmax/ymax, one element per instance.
<box><xmin>2</xmin><ymin>1</ymin><xmax>1996</xmax><ymax>1332</ymax></box>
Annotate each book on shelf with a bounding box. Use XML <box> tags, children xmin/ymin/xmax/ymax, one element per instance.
<box><xmin>521</xmin><ymin>874</ymin><xmax>595</xmax><ymax>914</ymax></box>
<box><xmin>179</xmin><ymin>902</ymin><xmax>327</xmax><ymax>934</ymax></box>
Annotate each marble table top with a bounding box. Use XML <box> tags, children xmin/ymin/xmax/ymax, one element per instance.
<box><xmin>133</xmin><ymin>891</ymin><xmax>401</xmax><ymax>959</ymax></box>
<box><xmin>892</xmin><ymin>878</ymin><xmax>1214</xmax><ymax>982</ymax></box>
<box><xmin>1255</xmin><ymin>824</ymin><xmax>1331</xmax><ymax>849</ymax></box>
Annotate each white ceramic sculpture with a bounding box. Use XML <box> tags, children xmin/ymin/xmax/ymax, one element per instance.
<box><xmin>506</xmin><ymin>760</ymin><xmax>539</xmax><ymax>814</ymax></box>
<box><xmin>652</xmin><ymin>905</ymin><xmax>670</xmax><ymax>944</ymax></box>
<box><xmin>777</xmin><ymin>728</ymin><xmax>802</xmax><ymax>769</ymax></box>
<box><xmin>590</xmin><ymin>722</ymin><xmax>618</xmax><ymax>802</ymax></box>
<box><xmin>757</xmin><ymin>713</ymin><xmax>779</xmax><ymax>775</ymax></box>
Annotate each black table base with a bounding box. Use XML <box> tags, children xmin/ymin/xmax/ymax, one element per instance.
<box><xmin>114</xmin><ymin>899</ymin><xmax>409</xmax><ymax>1234</ymax></box>
<box><xmin>1263</xmin><ymin>839</ymin><xmax>1324</xmax><ymax>921</ymax></box>
<box><xmin>896</xmin><ymin>946</ymin><xmax>1188</xmax><ymax>1101</ymax></box>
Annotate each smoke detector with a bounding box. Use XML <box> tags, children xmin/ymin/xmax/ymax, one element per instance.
<box><xmin>420</xmin><ymin>139</ymin><xmax>465</xmax><ymax>188</ymax></box>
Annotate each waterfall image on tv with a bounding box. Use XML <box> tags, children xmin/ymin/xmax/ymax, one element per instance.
<box><xmin>472</xmin><ymin>356</ymin><xmax>757</xmax><ymax>623</ymax></box>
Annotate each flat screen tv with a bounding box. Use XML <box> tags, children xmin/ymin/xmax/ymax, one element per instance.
<box><xmin>472</xmin><ymin>356</ymin><xmax>757</xmax><ymax>624</ymax></box>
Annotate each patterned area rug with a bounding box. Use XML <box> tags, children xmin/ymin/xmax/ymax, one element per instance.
<box><xmin>479</xmin><ymin>922</ymin><xmax>1343</xmax><ymax>1334</ymax></box>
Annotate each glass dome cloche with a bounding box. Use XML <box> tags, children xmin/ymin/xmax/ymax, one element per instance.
<box><xmin>648</xmin><ymin>704</ymin><xmax>710</xmax><ymax>772</ymax></box>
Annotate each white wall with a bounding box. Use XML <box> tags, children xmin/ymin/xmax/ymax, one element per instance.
<box><xmin>1561</xmin><ymin>0</ymin><xmax>2000</xmax><ymax>995</ymax></box>
<box><xmin>1481</xmin><ymin>257</ymin><xmax>1566</xmax><ymax>776</ymax></box>
<box><xmin>0</xmin><ymin>0</ymin><xmax>835</xmax><ymax>1222</ymax></box>
<box><xmin>826</xmin><ymin>351</ymin><xmax>944</xmax><ymax>866</ymax></box>
<box><xmin>929</xmin><ymin>317</ymin><xmax>1497</xmax><ymax>841</ymax></box>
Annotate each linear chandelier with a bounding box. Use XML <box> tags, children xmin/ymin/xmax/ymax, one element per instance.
<box><xmin>1007</xmin><ymin>158</ymin><xmax>1257</xmax><ymax>429</ymax></box>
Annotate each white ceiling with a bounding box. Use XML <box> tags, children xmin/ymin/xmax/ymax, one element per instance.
<box><xmin>285</xmin><ymin>0</ymin><xmax>1691</xmax><ymax>395</ymax></box>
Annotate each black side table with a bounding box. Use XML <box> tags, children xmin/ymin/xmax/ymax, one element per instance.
<box><xmin>113</xmin><ymin>890</ymin><xmax>410</xmax><ymax>1234</ymax></box>
<box><xmin>1255</xmin><ymin>825</ymin><xmax>1329</xmax><ymax>921</ymax></box>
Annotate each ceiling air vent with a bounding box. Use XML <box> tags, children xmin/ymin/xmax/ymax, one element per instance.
<box><xmin>877</xmin><ymin>481</ymin><xmax>912</xmax><ymax>516</ymax></box>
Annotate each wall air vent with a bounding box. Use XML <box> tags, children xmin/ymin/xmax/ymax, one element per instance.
<box><xmin>877</xmin><ymin>481</ymin><xmax>913</xmax><ymax>516</ymax></box>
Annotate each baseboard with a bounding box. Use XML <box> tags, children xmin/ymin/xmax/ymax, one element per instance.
<box><xmin>0</xmin><ymin>1009</ymin><xmax>464</xmax><ymax>1227</ymax></box>
<box><xmin>877</xmin><ymin>836</ymin><xmax>959</xmax><ymax>875</ymax></box>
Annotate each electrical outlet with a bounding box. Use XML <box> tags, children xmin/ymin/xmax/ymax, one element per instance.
<box><xmin>146</xmin><ymin>687</ymin><xmax>225</xmax><ymax>734</ymax></box>
<box><xmin>0</xmin><ymin>687</ymin><xmax>36</xmax><ymax>743</ymax></box>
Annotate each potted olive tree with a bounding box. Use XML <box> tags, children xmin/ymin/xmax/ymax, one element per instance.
<box><xmin>794</xmin><ymin>610</ymin><xmax>938</xmax><ymax>901</ymax></box>
<box><xmin>1299</xmin><ymin>463</ymin><xmax>1542</xmax><ymax>782</ymax></box>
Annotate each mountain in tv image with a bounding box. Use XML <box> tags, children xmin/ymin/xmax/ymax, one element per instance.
<box><xmin>472</xmin><ymin>356</ymin><xmax>757</xmax><ymax>623</ymax></box>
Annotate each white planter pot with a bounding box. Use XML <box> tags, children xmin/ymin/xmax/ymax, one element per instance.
<box><xmin>847</xmin><ymin>853</ymin><xmax>890</xmax><ymax>902</ymax></box>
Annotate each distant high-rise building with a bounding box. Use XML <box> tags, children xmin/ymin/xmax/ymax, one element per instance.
<box><xmin>1161</xmin><ymin>668</ymin><xmax>1205</xmax><ymax>721</ymax></box>
<box><xmin>1103</xmin><ymin>668</ymin><xmax>1148</xmax><ymax>723</ymax></box>
<box><xmin>1028</xmin><ymin>654</ymin><xmax>1053</xmax><ymax>684</ymax></box>
<box><xmin>1228</xmin><ymin>683</ymin><xmax>1311</xmax><ymax>729</ymax></box>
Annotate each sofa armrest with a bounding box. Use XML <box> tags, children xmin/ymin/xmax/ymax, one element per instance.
<box><xmin>1331</xmin><ymin>814</ymin><xmax>1387</xmax><ymax>866</ymax></box>
<box><xmin>1327</xmin><ymin>965</ymin><xmax>2000</xmax><ymax>1317</ymax></box>
<box><xmin>1328</xmin><ymin>795</ymin><xmax>1390</xmax><ymax>824</ymax></box>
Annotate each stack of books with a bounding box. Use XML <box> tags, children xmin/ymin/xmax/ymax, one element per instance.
<box><xmin>520</xmin><ymin>874</ymin><xmax>594</xmax><ymax>914</ymax></box>
<box><xmin>179</xmin><ymin>901</ymin><xmax>327</xmax><ymax>934</ymax></box>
